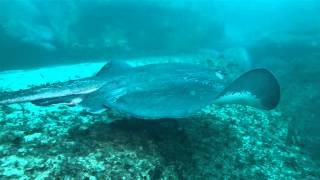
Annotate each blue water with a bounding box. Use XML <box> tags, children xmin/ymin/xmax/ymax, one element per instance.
<box><xmin>0</xmin><ymin>0</ymin><xmax>319</xmax><ymax>178</ymax></box>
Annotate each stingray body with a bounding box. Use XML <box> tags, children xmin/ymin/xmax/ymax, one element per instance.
<box><xmin>0</xmin><ymin>61</ymin><xmax>280</xmax><ymax>119</ymax></box>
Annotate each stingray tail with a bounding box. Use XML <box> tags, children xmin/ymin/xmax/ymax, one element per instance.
<box><xmin>214</xmin><ymin>68</ymin><xmax>280</xmax><ymax>110</ymax></box>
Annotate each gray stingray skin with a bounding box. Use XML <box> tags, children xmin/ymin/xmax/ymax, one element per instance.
<box><xmin>98</xmin><ymin>63</ymin><xmax>227</xmax><ymax>119</ymax></box>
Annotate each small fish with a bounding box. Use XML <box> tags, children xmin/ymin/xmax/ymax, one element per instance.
<box><xmin>0</xmin><ymin>61</ymin><xmax>280</xmax><ymax>119</ymax></box>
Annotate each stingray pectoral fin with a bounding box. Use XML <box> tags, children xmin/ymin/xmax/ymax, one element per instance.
<box><xmin>81</xmin><ymin>85</ymin><xmax>128</xmax><ymax>114</ymax></box>
<box><xmin>214</xmin><ymin>68</ymin><xmax>280</xmax><ymax>110</ymax></box>
<box><xmin>80</xmin><ymin>94</ymin><xmax>106</xmax><ymax>114</ymax></box>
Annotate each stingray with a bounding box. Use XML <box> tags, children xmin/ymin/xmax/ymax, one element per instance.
<box><xmin>0</xmin><ymin>61</ymin><xmax>280</xmax><ymax>119</ymax></box>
